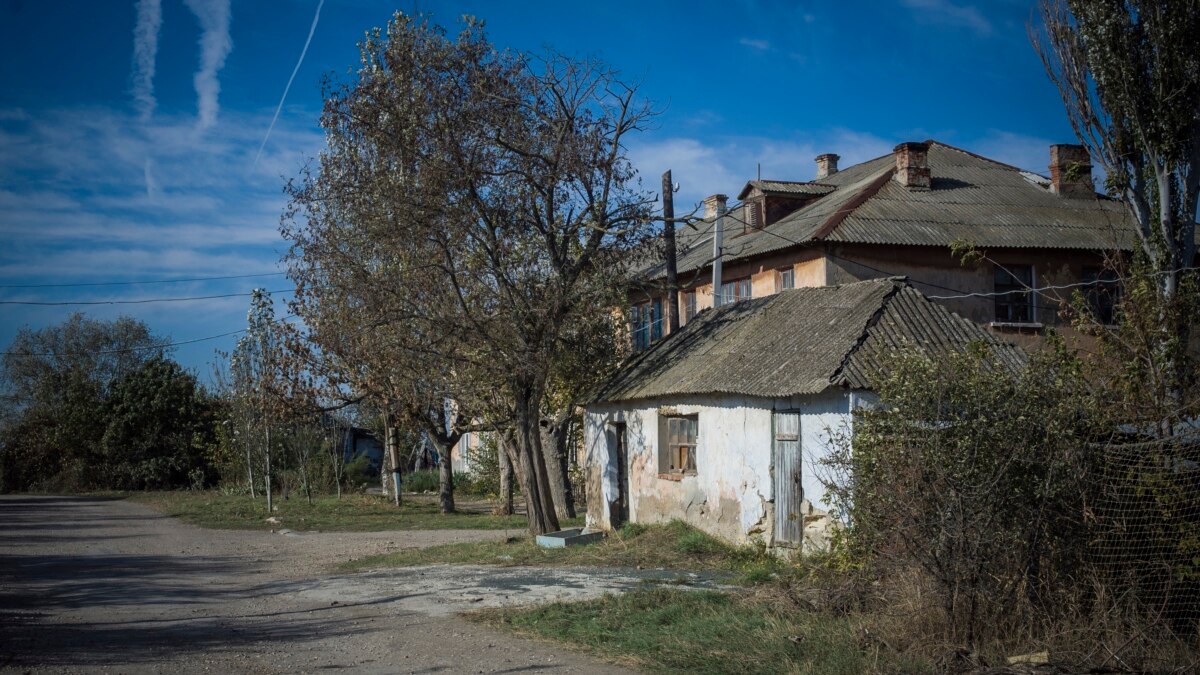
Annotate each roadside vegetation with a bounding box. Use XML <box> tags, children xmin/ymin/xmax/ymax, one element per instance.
<box><xmin>342</xmin><ymin>520</ymin><xmax>779</xmax><ymax>579</ymax></box>
<box><xmin>471</xmin><ymin>588</ymin><xmax>929</xmax><ymax>675</ymax></box>
<box><xmin>127</xmin><ymin>491</ymin><xmax>555</xmax><ymax>532</ymax></box>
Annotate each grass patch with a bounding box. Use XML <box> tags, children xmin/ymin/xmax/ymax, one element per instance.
<box><xmin>470</xmin><ymin>588</ymin><xmax>929</xmax><ymax>674</ymax></box>
<box><xmin>127</xmin><ymin>491</ymin><xmax>569</xmax><ymax>532</ymax></box>
<box><xmin>341</xmin><ymin>519</ymin><xmax>779</xmax><ymax>580</ymax></box>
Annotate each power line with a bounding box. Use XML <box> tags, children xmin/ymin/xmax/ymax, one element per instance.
<box><xmin>0</xmin><ymin>272</ymin><xmax>286</xmax><ymax>290</ymax></box>
<box><xmin>0</xmin><ymin>289</ymin><xmax>294</xmax><ymax>306</ymax></box>
<box><xmin>1</xmin><ymin>315</ymin><xmax>299</xmax><ymax>357</ymax></box>
<box><xmin>1</xmin><ymin>330</ymin><xmax>246</xmax><ymax>357</ymax></box>
<box><xmin>925</xmin><ymin>266</ymin><xmax>1200</xmax><ymax>300</ymax></box>
<box><xmin>714</xmin><ymin>201</ymin><xmax>979</xmax><ymax>297</ymax></box>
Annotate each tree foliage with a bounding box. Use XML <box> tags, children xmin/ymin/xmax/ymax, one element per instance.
<box><xmin>1036</xmin><ymin>0</ymin><xmax>1199</xmax><ymax>282</ymax></box>
<box><xmin>0</xmin><ymin>315</ymin><xmax>215</xmax><ymax>492</ymax></box>
<box><xmin>283</xmin><ymin>13</ymin><xmax>654</xmax><ymax>533</ymax></box>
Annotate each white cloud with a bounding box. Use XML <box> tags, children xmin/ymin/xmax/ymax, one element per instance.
<box><xmin>628</xmin><ymin>129</ymin><xmax>892</xmax><ymax>209</ymax></box>
<box><xmin>131</xmin><ymin>0</ymin><xmax>162</xmax><ymax>120</ymax></box>
<box><xmin>183</xmin><ymin>0</ymin><xmax>233</xmax><ymax>130</ymax></box>
<box><xmin>739</xmin><ymin>37</ymin><xmax>772</xmax><ymax>51</ymax></box>
<box><xmin>900</xmin><ymin>0</ymin><xmax>992</xmax><ymax>36</ymax></box>
<box><xmin>0</xmin><ymin>105</ymin><xmax>323</xmax><ymax>283</ymax></box>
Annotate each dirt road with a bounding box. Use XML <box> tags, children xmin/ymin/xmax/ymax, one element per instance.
<box><xmin>0</xmin><ymin>495</ymin><xmax>649</xmax><ymax>674</ymax></box>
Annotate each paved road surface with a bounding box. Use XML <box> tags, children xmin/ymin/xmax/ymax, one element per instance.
<box><xmin>0</xmin><ymin>495</ymin><xmax>647</xmax><ymax>674</ymax></box>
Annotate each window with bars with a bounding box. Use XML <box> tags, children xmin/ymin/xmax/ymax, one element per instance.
<box><xmin>994</xmin><ymin>265</ymin><xmax>1034</xmax><ymax>323</ymax></box>
<box><xmin>683</xmin><ymin>290</ymin><xmax>698</xmax><ymax>324</ymax></box>
<box><xmin>720</xmin><ymin>277</ymin><xmax>752</xmax><ymax>304</ymax></box>
<box><xmin>660</xmin><ymin>414</ymin><xmax>698</xmax><ymax>475</ymax></box>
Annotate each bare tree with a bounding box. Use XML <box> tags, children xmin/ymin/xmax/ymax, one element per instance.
<box><xmin>283</xmin><ymin>14</ymin><xmax>654</xmax><ymax>534</ymax></box>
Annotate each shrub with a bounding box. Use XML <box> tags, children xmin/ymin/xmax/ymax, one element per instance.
<box><xmin>403</xmin><ymin>468</ymin><xmax>440</xmax><ymax>493</ymax></box>
<box><xmin>343</xmin><ymin>454</ymin><xmax>376</xmax><ymax>487</ymax></box>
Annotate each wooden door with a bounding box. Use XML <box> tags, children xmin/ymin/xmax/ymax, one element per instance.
<box><xmin>608</xmin><ymin>423</ymin><xmax>629</xmax><ymax>529</ymax></box>
<box><xmin>773</xmin><ymin>412</ymin><xmax>802</xmax><ymax>545</ymax></box>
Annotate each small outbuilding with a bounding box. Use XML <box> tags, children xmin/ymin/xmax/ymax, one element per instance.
<box><xmin>583</xmin><ymin>277</ymin><xmax>1024</xmax><ymax>552</ymax></box>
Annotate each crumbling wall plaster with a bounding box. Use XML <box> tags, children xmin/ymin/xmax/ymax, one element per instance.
<box><xmin>585</xmin><ymin>390</ymin><xmax>861</xmax><ymax>549</ymax></box>
<box><xmin>585</xmin><ymin>396</ymin><xmax>773</xmax><ymax>544</ymax></box>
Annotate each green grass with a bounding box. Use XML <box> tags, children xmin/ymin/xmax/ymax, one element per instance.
<box><xmin>127</xmin><ymin>491</ymin><xmax>569</xmax><ymax>532</ymax></box>
<box><xmin>341</xmin><ymin>519</ymin><xmax>781</xmax><ymax>582</ymax></box>
<box><xmin>470</xmin><ymin>588</ymin><xmax>929</xmax><ymax>674</ymax></box>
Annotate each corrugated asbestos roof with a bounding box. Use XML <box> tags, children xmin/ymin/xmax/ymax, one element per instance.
<box><xmin>741</xmin><ymin>179</ymin><xmax>837</xmax><ymax>197</ymax></box>
<box><xmin>590</xmin><ymin>278</ymin><xmax>1025</xmax><ymax>403</ymax></box>
<box><xmin>639</xmin><ymin>140</ymin><xmax>1149</xmax><ymax>280</ymax></box>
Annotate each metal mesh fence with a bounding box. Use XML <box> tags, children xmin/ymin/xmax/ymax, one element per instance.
<box><xmin>1086</xmin><ymin>431</ymin><xmax>1200</xmax><ymax>634</ymax></box>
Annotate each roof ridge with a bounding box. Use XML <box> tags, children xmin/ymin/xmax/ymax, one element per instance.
<box><xmin>827</xmin><ymin>278</ymin><xmax>907</xmax><ymax>387</ymax></box>
<box><xmin>808</xmin><ymin>163</ymin><xmax>896</xmax><ymax>241</ymax></box>
<box><xmin>927</xmin><ymin>139</ymin><xmax>1037</xmax><ymax>175</ymax></box>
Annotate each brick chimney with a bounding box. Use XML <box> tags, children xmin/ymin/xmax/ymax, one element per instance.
<box><xmin>893</xmin><ymin>142</ymin><xmax>931</xmax><ymax>190</ymax></box>
<box><xmin>703</xmin><ymin>193</ymin><xmax>728</xmax><ymax>219</ymax></box>
<box><xmin>1049</xmin><ymin>144</ymin><xmax>1093</xmax><ymax>198</ymax></box>
<box><xmin>815</xmin><ymin>153</ymin><xmax>840</xmax><ymax>179</ymax></box>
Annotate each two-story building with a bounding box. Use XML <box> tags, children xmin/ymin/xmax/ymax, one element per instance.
<box><xmin>630</xmin><ymin>140</ymin><xmax>1139</xmax><ymax>351</ymax></box>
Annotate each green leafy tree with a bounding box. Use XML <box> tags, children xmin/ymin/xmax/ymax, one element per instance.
<box><xmin>100</xmin><ymin>357</ymin><xmax>217</xmax><ymax>490</ymax></box>
<box><xmin>0</xmin><ymin>315</ymin><xmax>171</xmax><ymax>491</ymax></box>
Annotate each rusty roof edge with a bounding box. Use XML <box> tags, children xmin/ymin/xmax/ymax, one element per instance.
<box><xmin>809</xmin><ymin>165</ymin><xmax>897</xmax><ymax>242</ymax></box>
<box><xmin>828</xmin><ymin>278</ymin><xmax>907</xmax><ymax>388</ymax></box>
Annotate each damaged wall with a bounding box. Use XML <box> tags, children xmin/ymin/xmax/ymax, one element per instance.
<box><xmin>584</xmin><ymin>389</ymin><xmax>861</xmax><ymax>550</ymax></box>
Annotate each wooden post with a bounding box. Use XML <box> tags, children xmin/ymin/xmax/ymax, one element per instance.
<box><xmin>663</xmin><ymin>170</ymin><xmax>679</xmax><ymax>333</ymax></box>
<box><xmin>385</xmin><ymin>414</ymin><xmax>402</xmax><ymax>507</ymax></box>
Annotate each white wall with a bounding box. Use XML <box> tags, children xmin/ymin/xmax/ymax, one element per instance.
<box><xmin>585</xmin><ymin>388</ymin><xmax>856</xmax><ymax>545</ymax></box>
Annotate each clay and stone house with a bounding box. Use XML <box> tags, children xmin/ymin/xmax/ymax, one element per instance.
<box><xmin>585</xmin><ymin>277</ymin><xmax>1024</xmax><ymax>551</ymax></box>
<box><xmin>629</xmin><ymin>141</ymin><xmax>1141</xmax><ymax>353</ymax></box>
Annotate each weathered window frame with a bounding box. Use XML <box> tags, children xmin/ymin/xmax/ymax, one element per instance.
<box><xmin>778</xmin><ymin>267</ymin><xmax>795</xmax><ymax>292</ymax></box>
<box><xmin>682</xmin><ymin>290</ymin><xmax>698</xmax><ymax>324</ymax></box>
<box><xmin>1082</xmin><ymin>266</ymin><xmax>1120</xmax><ymax>326</ymax></box>
<box><xmin>658</xmin><ymin>413</ymin><xmax>698</xmax><ymax>478</ymax></box>
<box><xmin>720</xmin><ymin>277</ymin><xmax>752</xmax><ymax>305</ymax></box>
<box><xmin>631</xmin><ymin>298</ymin><xmax>663</xmax><ymax>351</ymax></box>
<box><xmin>993</xmin><ymin>264</ymin><xmax>1035</xmax><ymax>323</ymax></box>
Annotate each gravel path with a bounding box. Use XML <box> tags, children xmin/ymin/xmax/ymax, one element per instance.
<box><xmin>0</xmin><ymin>495</ymin><xmax>647</xmax><ymax>674</ymax></box>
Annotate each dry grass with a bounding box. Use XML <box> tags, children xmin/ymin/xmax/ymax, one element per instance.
<box><xmin>340</xmin><ymin>520</ymin><xmax>779</xmax><ymax>578</ymax></box>
<box><xmin>126</xmin><ymin>490</ymin><xmax>573</xmax><ymax>532</ymax></box>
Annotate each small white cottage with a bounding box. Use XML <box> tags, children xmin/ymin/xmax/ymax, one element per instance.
<box><xmin>583</xmin><ymin>278</ymin><xmax>1024</xmax><ymax>551</ymax></box>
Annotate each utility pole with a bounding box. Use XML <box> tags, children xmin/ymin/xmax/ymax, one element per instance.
<box><xmin>711</xmin><ymin>198</ymin><xmax>726</xmax><ymax>308</ymax></box>
<box><xmin>385</xmin><ymin>412</ymin><xmax>402</xmax><ymax>506</ymax></box>
<box><xmin>662</xmin><ymin>170</ymin><xmax>680</xmax><ymax>333</ymax></box>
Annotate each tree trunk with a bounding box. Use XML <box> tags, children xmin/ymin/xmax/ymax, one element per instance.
<box><xmin>438</xmin><ymin>438</ymin><xmax>456</xmax><ymax>514</ymax></box>
<box><xmin>264</xmin><ymin>427</ymin><xmax>273</xmax><ymax>515</ymax></box>
<box><xmin>540</xmin><ymin>416</ymin><xmax>576</xmax><ymax>520</ymax></box>
<box><xmin>386</xmin><ymin>424</ymin><xmax>403</xmax><ymax>507</ymax></box>
<box><xmin>245</xmin><ymin>440</ymin><xmax>256</xmax><ymax>499</ymax></box>
<box><xmin>498</xmin><ymin>430</ymin><xmax>514</xmax><ymax>516</ymax></box>
<box><xmin>513</xmin><ymin>387</ymin><xmax>560</xmax><ymax>535</ymax></box>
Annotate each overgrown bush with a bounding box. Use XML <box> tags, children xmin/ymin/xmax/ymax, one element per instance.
<box><xmin>343</xmin><ymin>454</ymin><xmax>377</xmax><ymax>488</ymax></box>
<box><xmin>403</xmin><ymin>468</ymin><xmax>440</xmax><ymax>493</ymax></box>
<box><xmin>823</xmin><ymin>333</ymin><xmax>1200</xmax><ymax>666</ymax></box>
<box><xmin>466</xmin><ymin>433</ymin><xmax>502</xmax><ymax>497</ymax></box>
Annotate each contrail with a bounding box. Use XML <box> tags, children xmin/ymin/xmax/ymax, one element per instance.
<box><xmin>184</xmin><ymin>0</ymin><xmax>232</xmax><ymax>130</ymax></box>
<box><xmin>131</xmin><ymin>0</ymin><xmax>162</xmax><ymax>120</ymax></box>
<box><xmin>255</xmin><ymin>0</ymin><xmax>324</xmax><ymax>166</ymax></box>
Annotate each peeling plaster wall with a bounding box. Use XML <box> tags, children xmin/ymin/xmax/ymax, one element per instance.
<box><xmin>584</xmin><ymin>389</ymin><xmax>858</xmax><ymax>547</ymax></box>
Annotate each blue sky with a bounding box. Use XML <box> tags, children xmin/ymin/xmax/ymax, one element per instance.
<box><xmin>0</xmin><ymin>0</ymin><xmax>1074</xmax><ymax>377</ymax></box>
